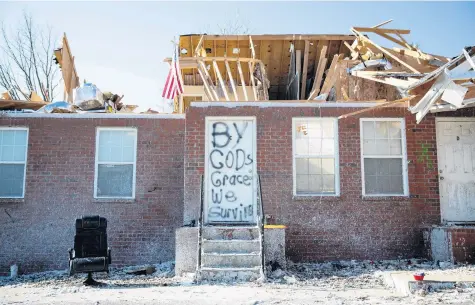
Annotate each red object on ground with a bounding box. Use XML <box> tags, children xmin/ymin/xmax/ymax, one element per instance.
<box><xmin>413</xmin><ymin>274</ymin><xmax>425</xmax><ymax>281</ymax></box>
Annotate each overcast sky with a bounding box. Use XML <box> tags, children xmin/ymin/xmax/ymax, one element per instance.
<box><xmin>1</xmin><ymin>1</ymin><xmax>474</xmax><ymax>112</ymax></box>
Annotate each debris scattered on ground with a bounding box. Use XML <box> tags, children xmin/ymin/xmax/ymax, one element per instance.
<box><xmin>0</xmin><ymin>261</ymin><xmax>176</xmax><ymax>289</ymax></box>
<box><xmin>124</xmin><ymin>265</ymin><xmax>156</xmax><ymax>276</ymax></box>
<box><xmin>1</xmin><ymin>259</ymin><xmax>474</xmax><ymax>304</ymax></box>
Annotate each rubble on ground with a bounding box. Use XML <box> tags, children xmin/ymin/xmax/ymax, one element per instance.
<box><xmin>0</xmin><ymin>261</ymin><xmax>176</xmax><ymax>289</ymax></box>
<box><xmin>1</xmin><ymin>259</ymin><xmax>474</xmax><ymax>304</ymax></box>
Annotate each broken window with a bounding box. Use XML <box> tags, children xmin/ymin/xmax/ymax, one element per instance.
<box><xmin>293</xmin><ymin>118</ymin><xmax>339</xmax><ymax>196</ymax></box>
<box><xmin>360</xmin><ymin>119</ymin><xmax>408</xmax><ymax>196</ymax></box>
<box><xmin>0</xmin><ymin>128</ymin><xmax>28</xmax><ymax>198</ymax></box>
<box><xmin>95</xmin><ymin>128</ymin><xmax>137</xmax><ymax>199</ymax></box>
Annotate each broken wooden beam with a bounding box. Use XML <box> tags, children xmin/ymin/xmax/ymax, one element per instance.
<box><xmin>236</xmin><ymin>61</ymin><xmax>249</xmax><ymax>101</ymax></box>
<box><xmin>338</xmin><ymin>96</ymin><xmax>413</xmax><ymax>119</ymax></box>
<box><xmin>300</xmin><ymin>40</ymin><xmax>310</xmax><ymax>99</ymax></box>
<box><xmin>224</xmin><ymin>60</ymin><xmax>238</xmax><ymax>100</ymax></box>
<box><xmin>372</xmin><ymin>19</ymin><xmax>393</xmax><ymax>28</ymax></box>
<box><xmin>352</xmin><ymin>27</ymin><xmax>410</xmax><ymax>34</ymax></box>
<box><xmin>248</xmin><ymin>61</ymin><xmax>258</xmax><ymax>100</ymax></box>
<box><xmin>320</xmin><ymin>54</ymin><xmax>343</xmax><ymax>96</ymax></box>
<box><xmin>198</xmin><ymin>60</ymin><xmax>219</xmax><ymax>100</ymax></box>
<box><xmin>351</xmin><ymin>28</ymin><xmax>420</xmax><ymax>73</ymax></box>
<box><xmin>213</xmin><ymin>60</ymin><xmax>230</xmax><ymax>101</ymax></box>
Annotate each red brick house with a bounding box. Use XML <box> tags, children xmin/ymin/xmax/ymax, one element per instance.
<box><xmin>0</xmin><ymin>103</ymin><xmax>474</xmax><ymax>275</ymax></box>
<box><xmin>1</xmin><ymin>32</ymin><xmax>474</xmax><ymax>275</ymax></box>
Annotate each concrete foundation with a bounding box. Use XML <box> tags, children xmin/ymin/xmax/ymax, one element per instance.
<box><xmin>175</xmin><ymin>226</ymin><xmax>286</xmax><ymax>276</ymax></box>
<box><xmin>264</xmin><ymin>227</ymin><xmax>286</xmax><ymax>269</ymax></box>
<box><xmin>175</xmin><ymin>227</ymin><xmax>198</xmax><ymax>276</ymax></box>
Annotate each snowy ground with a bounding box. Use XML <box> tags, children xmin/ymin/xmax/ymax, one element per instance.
<box><xmin>1</xmin><ymin>259</ymin><xmax>475</xmax><ymax>305</ymax></box>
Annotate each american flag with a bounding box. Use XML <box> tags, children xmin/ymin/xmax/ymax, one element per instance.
<box><xmin>162</xmin><ymin>45</ymin><xmax>184</xmax><ymax>99</ymax></box>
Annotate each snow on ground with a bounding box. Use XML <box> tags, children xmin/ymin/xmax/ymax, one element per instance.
<box><xmin>1</xmin><ymin>259</ymin><xmax>474</xmax><ymax>305</ymax></box>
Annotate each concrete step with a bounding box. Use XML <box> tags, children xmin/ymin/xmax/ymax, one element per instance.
<box><xmin>201</xmin><ymin>253</ymin><xmax>261</xmax><ymax>268</ymax></box>
<box><xmin>202</xmin><ymin>226</ymin><xmax>259</xmax><ymax>241</ymax></box>
<box><xmin>199</xmin><ymin>267</ymin><xmax>262</xmax><ymax>282</ymax></box>
<box><xmin>202</xmin><ymin>239</ymin><xmax>260</xmax><ymax>254</ymax></box>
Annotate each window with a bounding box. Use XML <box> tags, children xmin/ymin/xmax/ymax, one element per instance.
<box><xmin>0</xmin><ymin>128</ymin><xmax>28</xmax><ymax>198</ymax></box>
<box><xmin>293</xmin><ymin>118</ymin><xmax>339</xmax><ymax>196</ymax></box>
<box><xmin>95</xmin><ymin>128</ymin><xmax>137</xmax><ymax>199</ymax></box>
<box><xmin>360</xmin><ymin>118</ymin><xmax>408</xmax><ymax>196</ymax></box>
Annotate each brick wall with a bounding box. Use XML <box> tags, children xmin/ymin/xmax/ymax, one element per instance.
<box><xmin>0</xmin><ymin>115</ymin><xmax>185</xmax><ymax>275</ymax></box>
<box><xmin>184</xmin><ymin>105</ymin><xmax>444</xmax><ymax>262</ymax></box>
<box><xmin>451</xmin><ymin>228</ymin><xmax>475</xmax><ymax>263</ymax></box>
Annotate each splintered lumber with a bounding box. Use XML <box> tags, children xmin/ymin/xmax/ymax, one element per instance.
<box><xmin>395</xmin><ymin>33</ymin><xmax>415</xmax><ymax>50</ymax></box>
<box><xmin>194</xmin><ymin>35</ymin><xmax>205</xmax><ymax>57</ymax></box>
<box><xmin>373</xmin><ymin>31</ymin><xmax>413</xmax><ymax>50</ymax></box>
<box><xmin>259</xmin><ymin>63</ymin><xmax>269</xmax><ymax>100</ymax></box>
<box><xmin>308</xmin><ymin>57</ymin><xmax>327</xmax><ymax>99</ymax></box>
<box><xmin>295</xmin><ymin>50</ymin><xmax>302</xmax><ymax>99</ymax></box>
<box><xmin>393</xmin><ymin>48</ymin><xmax>433</xmax><ymax>60</ymax></box>
<box><xmin>30</xmin><ymin>92</ymin><xmax>44</xmax><ymax>102</ymax></box>
<box><xmin>352</xmin><ymin>27</ymin><xmax>410</xmax><ymax>34</ymax></box>
<box><xmin>308</xmin><ymin>43</ymin><xmax>329</xmax><ymax>99</ymax></box>
<box><xmin>213</xmin><ymin>60</ymin><xmax>230</xmax><ymax>101</ymax></box>
<box><xmin>198</xmin><ymin>60</ymin><xmax>219</xmax><ymax>100</ymax></box>
<box><xmin>300</xmin><ymin>40</ymin><xmax>310</xmax><ymax>99</ymax></box>
<box><xmin>338</xmin><ymin>96</ymin><xmax>413</xmax><ymax>119</ymax></box>
<box><xmin>320</xmin><ymin>54</ymin><xmax>343</xmax><ymax>95</ymax></box>
<box><xmin>248</xmin><ymin>61</ymin><xmax>258</xmax><ymax>100</ymax></box>
<box><xmin>351</xmin><ymin>28</ymin><xmax>420</xmax><ymax>73</ymax></box>
<box><xmin>249</xmin><ymin>36</ymin><xmax>256</xmax><ymax>59</ymax></box>
<box><xmin>224</xmin><ymin>60</ymin><xmax>238</xmax><ymax>100</ymax></box>
<box><xmin>236</xmin><ymin>61</ymin><xmax>249</xmax><ymax>101</ymax></box>
<box><xmin>372</xmin><ymin>19</ymin><xmax>393</xmax><ymax>28</ymax></box>
<box><xmin>343</xmin><ymin>41</ymin><xmax>358</xmax><ymax>58</ymax></box>
<box><xmin>60</xmin><ymin>34</ymin><xmax>80</xmax><ymax>103</ymax></box>
<box><xmin>196</xmin><ymin>67</ymin><xmax>214</xmax><ymax>100</ymax></box>
<box><xmin>0</xmin><ymin>99</ymin><xmax>47</xmax><ymax>110</ymax></box>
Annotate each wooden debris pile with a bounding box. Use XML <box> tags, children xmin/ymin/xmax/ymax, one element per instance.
<box><xmin>342</xmin><ymin>20</ymin><xmax>475</xmax><ymax>123</ymax></box>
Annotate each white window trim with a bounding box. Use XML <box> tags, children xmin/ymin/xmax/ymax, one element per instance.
<box><xmin>94</xmin><ymin>127</ymin><xmax>137</xmax><ymax>199</ymax></box>
<box><xmin>0</xmin><ymin>127</ymin><xmax>29</xmax><ymax>199</ymax></box>
<box><xmin>360</xmin><ymin>118</ymin><xmax>409</xmax><ymax>197</ymax></box>
<box><xmin>292</xmin><ymin>117</ymin><xmax>340</xmax><ymax>197</ymax></box>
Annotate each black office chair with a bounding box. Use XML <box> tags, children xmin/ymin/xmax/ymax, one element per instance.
<box><xmin>68</xmin><ymin>216</ymin><xmax>112</xmax><ymax>285</ymax></box>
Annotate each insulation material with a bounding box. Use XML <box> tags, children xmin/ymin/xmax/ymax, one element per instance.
<box><xmin>349</xmin><ymin>59</ymin><xmax>392</xmax><ymax>73</ymax></box>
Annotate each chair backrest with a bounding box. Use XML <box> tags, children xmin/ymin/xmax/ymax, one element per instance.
<box><xmin>74</xmin><ymin>216</ymin><xmax>108</xmax><ymax>258</ymax></box>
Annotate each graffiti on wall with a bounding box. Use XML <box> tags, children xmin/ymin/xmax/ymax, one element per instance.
<box><xmin>206</xmin><ymin>118</ymin><xmax>256</xmax><ymax>223</ymax></box>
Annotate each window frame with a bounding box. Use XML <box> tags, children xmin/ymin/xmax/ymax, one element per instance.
<box><xmin>94</xmin><ymin>127</ymin><xmax>138</xmax><ymax>199</ymax></box>
<box><xmin>0</xmin><ymin>127</ymin><xmax>29</xmax><ymax>199</ymax></box>
<box><xmin>359</xmin><ymin>118</ymin><xmax>409</xmax><ymax>197</ymax></box>
<box><xmin>292</xmin><ymin>117</ymin><xmax>340</xmax><ymax>197</ymax></box>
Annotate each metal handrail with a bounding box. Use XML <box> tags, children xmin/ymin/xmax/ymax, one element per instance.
<box><xmin>196</xmin><ymin>175</ymin><xmax>205</xmax><ymax>280</ymax></box>
<box><xmin>257</xmin><ymin>174</ymin><xmax>266</xmax><ymax>279</ymax></box>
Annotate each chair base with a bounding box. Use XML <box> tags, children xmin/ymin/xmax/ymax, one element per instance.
<box><xmin>83</xmin><ymin>272</ymin><xmax>104</xmax><ymax>286</ymax></box>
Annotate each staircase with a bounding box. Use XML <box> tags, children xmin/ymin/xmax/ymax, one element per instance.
<box><xmin>198</xmin><ymin>226</ymin><xmax>263</xmax><ymax>281</ymax></box>
<box><xmin>196</xmin><ymin>176</ymin><xmax>265</xmax><ymax>282</ymax></box>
